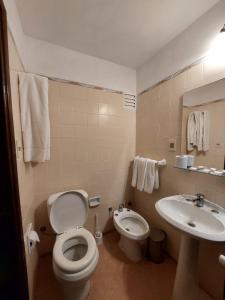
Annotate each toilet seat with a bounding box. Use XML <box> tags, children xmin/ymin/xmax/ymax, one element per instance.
<box><xmin>53</xmin><ymin>227</ymin><xmax>96</xmax><ymax>274</ymax></box>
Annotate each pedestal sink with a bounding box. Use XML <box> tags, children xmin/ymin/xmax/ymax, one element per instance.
<box><xmin>155</xmin><ymin>195</ymin><xmax>225</xmax><ymax>300</ymax></box>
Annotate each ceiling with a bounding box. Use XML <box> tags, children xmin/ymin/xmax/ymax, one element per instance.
<box><xmin>15</xmin><ymin>0</ymin><xmax>219</xmax><ymax>69</ymax></box>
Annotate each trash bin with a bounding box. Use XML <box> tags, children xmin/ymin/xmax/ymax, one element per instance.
<box><xmin>148</xmin><ymin>228</ymin><xmax>166</xmax><ymax>263</ymax></box>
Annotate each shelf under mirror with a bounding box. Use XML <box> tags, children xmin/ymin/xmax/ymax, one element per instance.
<box><xmin>174</xmin><ymin>166</ymin><xmax>225</xmax><ymax>178</ymax></box>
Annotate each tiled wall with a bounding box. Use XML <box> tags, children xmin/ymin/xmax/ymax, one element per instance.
<box><xmin>33</xmin><ymin>80</ymin><xmax>135</xmax><ymax>254</ymax></box>
<box><xmin>135</xmin><ymin>62</ymin><xmax>225</xmax><ymax>299</ymax></box>
<box><xmin>8</xmin><ymin>33</ymin><xmax>37</xmax><ymax>299</ymax></box>
<box><xmin>9</xmin><ymin>28</ymin><xmax>135</xmax><ymax>292</ymax></box>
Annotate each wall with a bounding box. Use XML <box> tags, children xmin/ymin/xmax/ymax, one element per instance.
<box><xmin>6</xmin><ymin>0</ymin><xmax>136</xmax><ymax>286</ymax></box>
<box><xmin>33</xmin><ymin>80</ymin><xmax>135</xmax><ymax>254</ymax></box>
<box><xmin>23</xmin><ymin>36</ymin><xmax>136</xmax><ymax>95</ymax></box>
<box><xmin>4</xmin><ymin>0</ymin><xmax>136</xmax><ymax>95</ymax></box>
<box><xmin>8</xmin><ymin>32</ymin><xmax>37</xmax><ymax>299</ymax></box>
<box><xmin>6</xmin><ymin>0</ymin><xmax>225</xmax><ymax>95</ymax></box>
<box><xmin>137</xmin><ymin>0</ymin><xmax>225</xmax><ymax>93</ymax></box>
<box><xmin>135</xmin><ymin>58</ymin><xmax>225</xmax><ymax>299</ymax></box>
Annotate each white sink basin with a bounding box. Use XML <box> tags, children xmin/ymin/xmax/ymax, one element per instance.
<box><xmin>155</xmin><ymin>195</ymin><xmax>225</xmax><ymax>242</ymax></box>
<box><xmin>156</xmin><ymin>194</ymin><xmax>225</xmax><ymax>300</ymax></box>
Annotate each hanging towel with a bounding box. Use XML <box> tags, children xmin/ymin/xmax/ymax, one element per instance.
<box><xmin>187</xmin><ymin>111</ymin><xmax>209</xmax><ymax>152</ymax></box>
<box><xmin>144</xmin><ymin>159</ymin><xmax>159</xmax><ymax>194</ymax></box>
<box><xmin>195</xmin><ymin>111</ymin><xmax>203</xmax><ymax>151</ymax></box>
<box><xmin>131</xmin><ymin>156</ymin><xmax>139</xmax><ymax>187</ymax></box>
<box><xmin>187</xmin><ymin>112</ymin><xmax>196</xmax><ymax>151</ymax></box>
<box><xmin>131</xmin><ymin>156</ymin><xmax>146</xmax><ymax>191</ymax></box>
<box><xmin>136</xmin><ymin>157</ymin><xmax>147</xmax><ymax>191</ymax></box>
<box><xmin>202</xmin><ymin>111</ymin><xmax>209</xmax><ymax>151</ymax></box>
<box><xmin>19</xmin><ymin>73</ymin><xmax>50</xmax><ymax>162</ymax></box>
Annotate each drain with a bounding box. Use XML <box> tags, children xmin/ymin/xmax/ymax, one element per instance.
<box><xmin>211</xmin><ymin>209</ymin><xmax>219</xmax><ymax>214</ymax></box>
<box><xmin>125</xmin><ymin>228</ymin><xmax>130</xmax><ymax>231</ymax></box>
<box><xmin>187</xmin><ymin>222</ymin><xmax>196</xmax><ymax>228</ymax></box>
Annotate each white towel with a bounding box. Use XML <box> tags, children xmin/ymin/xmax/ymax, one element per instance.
<box><xmin>195</xmin><ymin>111</ymin><xmax>201</xmax><ymax>150</ymax></box>
<box><xmin>131</xmin><ymin>156</ymin><xmax>146</xmax><ymax>191</ymax></box>
<box><xmin>19</xmin><ymin>73</ymin><xmax>50</xmax><ymax>162</ymax></box>
<box><xmin>187</xmin><ymin>112</ymin><xmax>196</xmax><ymax>151</ymax></box>
<box><xmin>136</xmin><ymin>157</ymin><xmax>147</xmax><ymax>191</ymax></box>
<box><xmin>187</xmin><ymin>111</ymin><xmax>209</xmax><ymax>152</ymax></box>
<box><xmin>144</xmin><ymin>159</ymin><xmax>159</xmax><ymax>194</ymax></box>
<box><xmin>202</xmin><ymin>111</ymin><xmax>209</xmax><ymax>151</ymax></box>
<box><xmin>131</xmin><ymin>156</ymin><xmax>139</xmax><ymax>187</ymax></box>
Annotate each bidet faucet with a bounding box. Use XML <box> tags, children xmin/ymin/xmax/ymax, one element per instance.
<box><xmin>195</xmin><ymin>193</ymin><xmax>205</xmax><ymax>207</ymax></box>
<box><xmin>118</xmin><ymin>203</ymin><xmax>124</xmax><ymax>212</ymax></box>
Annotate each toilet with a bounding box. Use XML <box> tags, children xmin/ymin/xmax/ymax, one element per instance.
<box><xmin>113</xmin><ymin>208</ymin><xmax>150</xmax><ymax>262</ymax></box>
<box><xmin>47</xmin><ymin>190</ymin><xmax>99</xmax><ymax>300</ymax></box>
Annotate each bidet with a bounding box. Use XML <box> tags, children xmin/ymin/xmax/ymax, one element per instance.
<box><xmin>113</xmin><ymin>208</ymin><xmax>149</xmax><ymax>262</ymax></box>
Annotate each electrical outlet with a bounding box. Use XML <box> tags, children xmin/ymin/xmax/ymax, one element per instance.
<box><xmin>168</xmin><ymin>138</ymin><xmax>176</xmax><ymax>151</ymax></box>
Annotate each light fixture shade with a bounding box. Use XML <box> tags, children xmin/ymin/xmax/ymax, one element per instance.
<box><xmin>220</xmin><ymin>24</ymin><xmax>225</xmax><ymax>33</ymax></box>
<box><xmin>205</xmin><ymin>24</ymin><xmax>225</xmax><ymax>68</ymax></box>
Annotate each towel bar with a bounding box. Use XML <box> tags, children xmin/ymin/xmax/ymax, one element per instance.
<box><xmin>157</xmin><ymin>159</ymin><xmax>167</xmax><ymax>166</ymax></box>
<box><xmin>133</xmin><ymin>156</ymin><xmax>167</xmax><ymax>166</ymax></box>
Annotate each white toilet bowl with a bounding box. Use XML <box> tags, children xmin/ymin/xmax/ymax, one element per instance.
<box><xmin>113</xmin><ymin>208</ymin><xmax>150</xmax><ymax>262</ymax></box>
<box><xmin>47</xmin><ymin>190</ymin><xmax>99</xmax><ymax>300</ymax></box>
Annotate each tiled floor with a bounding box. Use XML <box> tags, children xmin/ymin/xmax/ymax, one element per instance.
<box><xmin>35</xmin><ymin>231</ymin><xmax>213</xmax><ymax>300</ymax></box>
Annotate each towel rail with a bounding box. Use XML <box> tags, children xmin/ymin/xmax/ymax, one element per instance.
<box><xmin>133</xmin><ymin>156</ymin><xmax>167</xmax><ymax>166</ymax></box>
<box><xmin>157</xmin><ymin>159</ymin><xmax>167</xmax><ymax>166</ymax></box>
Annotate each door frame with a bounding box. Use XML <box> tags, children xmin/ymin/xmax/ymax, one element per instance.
<box><xmin>0</xmin><ymin>1</ymin><xmax>29</xmax><ymax>299</ymax></box>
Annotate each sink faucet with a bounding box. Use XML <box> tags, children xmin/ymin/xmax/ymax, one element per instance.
<box><xmin>118</xmin><ymin>203</ymin><xmax>124</xmax><ymax>212</ymax></box>
<box><xmin>195</xmin><ymin>193</ymin><xmax>205</xmax><ymax>207</ymax></box>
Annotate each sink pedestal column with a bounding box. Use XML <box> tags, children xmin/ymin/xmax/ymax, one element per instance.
<box><xmin>173</xmin><ymin>234</ymin><xmax>199</xmax><ymax>300</ymax></box>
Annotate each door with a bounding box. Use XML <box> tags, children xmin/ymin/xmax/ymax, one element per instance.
<box><xmin>0</xmin><ymin>1</ymin><xmax>29</xmax><ymax>299</ymax></box>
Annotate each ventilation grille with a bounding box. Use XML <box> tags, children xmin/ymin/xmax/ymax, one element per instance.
<box><xmin>123</xmin><ymin>93</ymin><xmax>136</xmax><ymax>111</ymax></box>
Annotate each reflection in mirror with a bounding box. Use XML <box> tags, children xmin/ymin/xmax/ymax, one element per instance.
<box><xmin>181</xmin><ymin>78</ymin><xmax>225</xmax><ymax>170</ymax></box>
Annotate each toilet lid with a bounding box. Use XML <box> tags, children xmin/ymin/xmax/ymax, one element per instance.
<box><xmin>49</xmin><ymin>191</ymin><xmax>88</xmax><ymax>234</ymax></box>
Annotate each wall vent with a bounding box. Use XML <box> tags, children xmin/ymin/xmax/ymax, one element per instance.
<box><xmin>123</xmin><ymin>93</ymin><xmax>136</xmax><ymax>111</ymax></box>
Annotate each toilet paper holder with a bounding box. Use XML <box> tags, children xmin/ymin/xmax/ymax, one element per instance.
<box><xmin>26</xmin><ymin>223</ymin><xmax>40</xmax><ymax>254</ymax></box>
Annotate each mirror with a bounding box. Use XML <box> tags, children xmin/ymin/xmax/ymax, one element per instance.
<box><xmin>181</xmin><ymin>78</ymin><xmax>225</xmax><ymax>171</ymax></box>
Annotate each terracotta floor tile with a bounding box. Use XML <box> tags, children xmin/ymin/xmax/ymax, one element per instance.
<box><xmin>34</xmin><ymin>231</ymin><xmax>213</xmax><ymax>300</ymax></box>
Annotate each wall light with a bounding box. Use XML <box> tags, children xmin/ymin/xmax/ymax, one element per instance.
<box><xmin>220</xmin><ymin>24</ymin><xmax>225</xmax><ymax>33</ymax></box>
<box><xmin>206</xmin><ymin>24</ymin><xmax>225</xmax><ymax>67</ymax></box>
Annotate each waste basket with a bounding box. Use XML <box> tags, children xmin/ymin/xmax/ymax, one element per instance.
<box><xmin>148</xmin><ymin>228</ymin><xmax>166</xmax><ymax>263</ymax></box>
